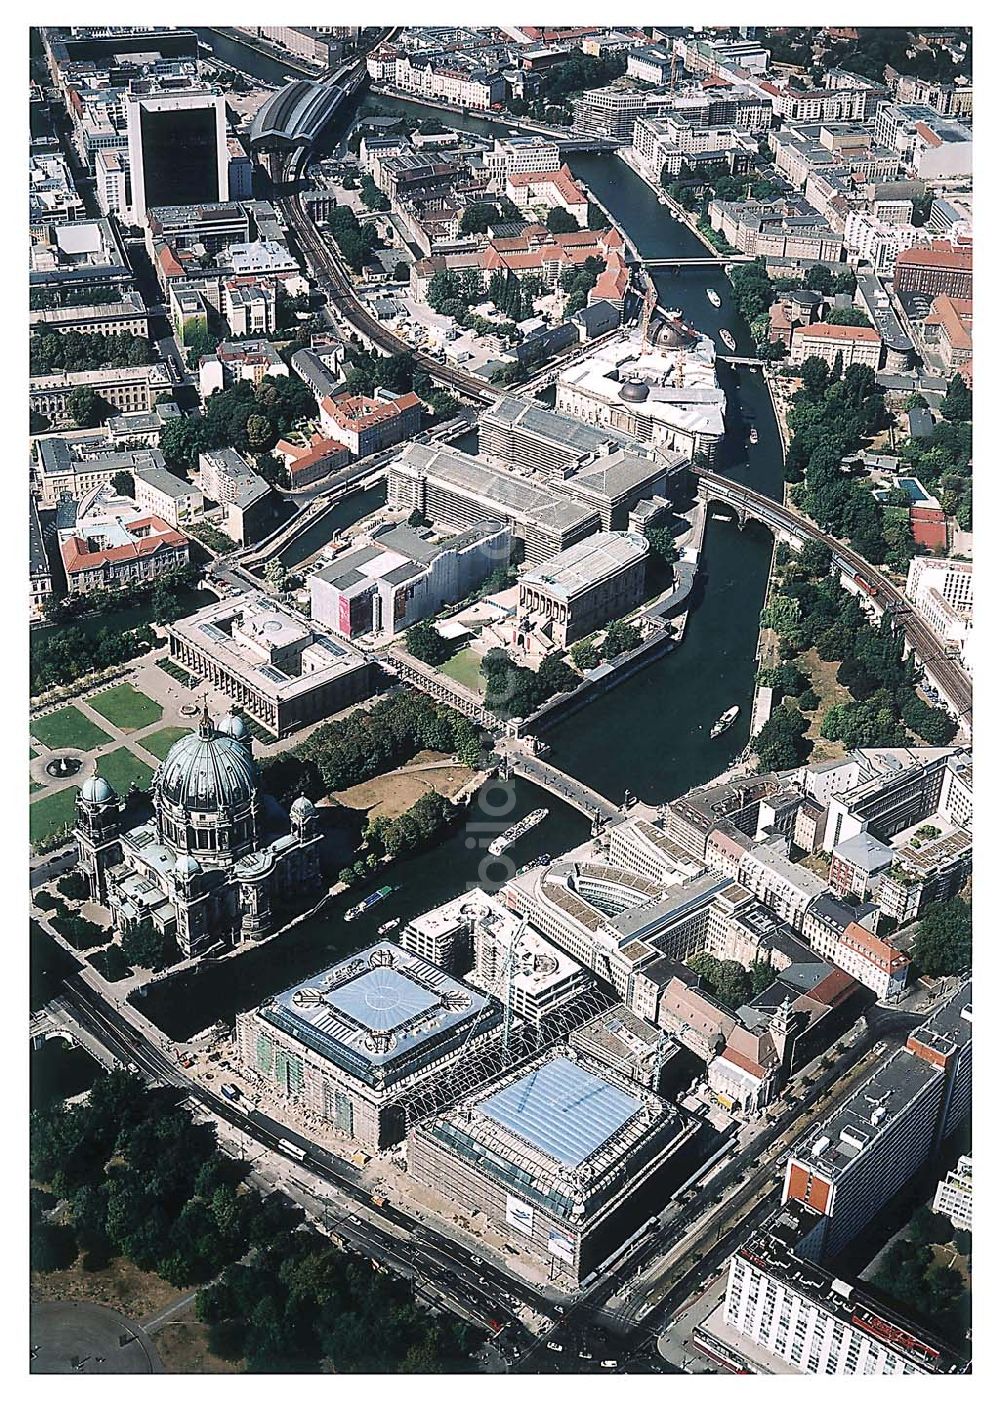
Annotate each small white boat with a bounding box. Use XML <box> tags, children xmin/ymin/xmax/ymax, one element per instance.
<box><xmin>707</xmin><ymin>288</ymin><xmax>721</xmax><ymax>308</ymax></box>
<box><xmin>711</xmin><ymin>706</ymin><xmax>740</xmax><ymax>739</ymax></box>
<box><xmin>377</xmin><ymin>917</ymin><xmax>400</xmax><ymax>935</ymax></box>
<box><xmin>749</xmin><ymin>427</ymin><xmax>759</xmax><ymax>445</ymax></box>
<box><xmin>719</xmin><ymin>329</ymin><xmax>737</xmax><ymax>352</ymax></box>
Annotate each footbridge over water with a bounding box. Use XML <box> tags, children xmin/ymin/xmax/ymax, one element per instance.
<box><xmin>498</xmin><ymin>739</ymin><xmax>621</xmax><ymax>825</ymax></box>
<box><xmin>626</xmin><ymin>256</ymin><xmax>755</xmax><ymax>269</ymax></box>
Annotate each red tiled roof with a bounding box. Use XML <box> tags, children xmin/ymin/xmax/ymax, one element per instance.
<box><xmin>896</xmin><ymin>240</ymin><xmax>973</xmax><ymax>272</ymax></box>
<box><xmin>841</xmin><ymin>921</ymin><xmax>910</xmax><ymax>973</ymax></box>
<box><xmin>927</xmin><ymin>295</ymin><xmax>972</xmax><ymax>352</ymax></box>
<box><xmin>158</xmin><ymin>244</ymin><xmax>184</xmax><ymax>279</ymax></box>
<box><xmin>61</xmin><ymin>516</ymin><xmax>187</xmax><ymax>575</ymax></box>
<box><xmin>914</xmin><ymin>120</ymin><xmax>943</xmax><ymax>149</ymax></box>
<box><xmin>793</xmin><ymin>321</ymin><xmax>880</xmax><ymax>342</ymax></box>
<box><xmin>322</xmin><ymin>391</ymin><xmax>421</xmax><ymax>431</ymax></box>
<box><xmin>507</xmin><ymin>163</ymin><xmax>587</xmax><ymax>206</ymax></box>
<box><xmin>719</xmin><ymin>1047</ymin><xmax>766</xmax><ymax>1079</ymax></box>
<box><xmin>805</xmin><ymin>967</ymin><xmax>857</xmax><ymax>1008</ymax></box>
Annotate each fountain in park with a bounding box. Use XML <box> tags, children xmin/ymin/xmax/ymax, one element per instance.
<box><xmin>44</xmin><ymin>755</ymin><xmax>82</xmax><ymax>780</ymax></box>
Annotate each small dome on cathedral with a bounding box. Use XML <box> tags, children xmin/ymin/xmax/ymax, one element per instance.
<box><xmin>80</xmin><ymin>774</ymin><xmax>117</xmax><ymax>804</ymax></box>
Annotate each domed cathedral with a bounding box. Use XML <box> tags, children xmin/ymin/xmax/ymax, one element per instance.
<box><xmin>74</xmin><ymin>706</ymin><xmax>323</xmax><ymax>959</ymax></box>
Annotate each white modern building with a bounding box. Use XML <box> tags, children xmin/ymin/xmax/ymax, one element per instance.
<box><xmin>905</xmin><ymin>557</ymin><xmax>972</xmax><ymax>668</ymax></box>
<box><xmin>933</xmin><ymin>1154</ymin><xmax>972</xmax><ymax>1231</ymax></box>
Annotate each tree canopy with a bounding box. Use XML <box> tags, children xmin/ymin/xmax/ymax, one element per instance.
<box><xmin>912</xmin><ymin>898</ymin><xmax>972</xmax><ymax>977</ymax></box>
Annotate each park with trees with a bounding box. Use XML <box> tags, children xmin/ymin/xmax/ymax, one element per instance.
<box><xmin>751</xmin><ymin>537</ymin><xmax>956</xmax><ymax>771</ymax></box>
<box><xmin>31</xmin><ymin>328</ymin><xmax>153</xmax><ymax>376</ymax></box>
<box><xmin>30</xmin><ymin>1069</ymin><xmax>479</xmax><ymax>1370</ymax></box>
<box><xmin>277</xmin><ymin>690</ymin><xmax>486</xmax><ymax>800</ymax></box>
<box><xmin>160</xmin><ymin>375</ymin><xmax>317</xmax><ymax>471</ymax></box>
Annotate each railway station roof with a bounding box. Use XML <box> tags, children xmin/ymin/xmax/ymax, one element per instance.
<box><xmin>249</xmin><ymin>80</ymin><xmax>345</xmax><ymax>150</ymax></box>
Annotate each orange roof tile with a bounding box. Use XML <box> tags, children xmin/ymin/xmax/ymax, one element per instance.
<box><xmin>793</xmin><ymin>321</ymin><xmax>880</xmax><ymax>342</ymax></box>
<box><xmin>61</xmin><ymin>516</ymin><xmax>187</xmax><ymax>575</ymax></box>
<box><xmin>896</xmin><ymin>240</ymin><xmax>973</xmax><ymax>271</ymax></box>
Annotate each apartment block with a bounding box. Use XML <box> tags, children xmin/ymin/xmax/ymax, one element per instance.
<box><xmin>782</xmin><ymin>981</ymin><xmax>972</xmax><ymax>1260</ymax></box>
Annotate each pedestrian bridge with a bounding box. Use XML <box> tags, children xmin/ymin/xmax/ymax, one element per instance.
<box><xmin>627</xmin><ymin>256</ymin><xmax>755</xmax><ymax>269</ymax></box>
<box><xmin>499</xmin><ymin>740</ymin><xmax>620</xmax><ymax>824</ymax></box>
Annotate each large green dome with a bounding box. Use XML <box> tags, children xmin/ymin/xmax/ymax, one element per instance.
<box><xmin>156</xmin><ymin>712</ymin><xmax>258</xmax><ymax>814</ymax></box>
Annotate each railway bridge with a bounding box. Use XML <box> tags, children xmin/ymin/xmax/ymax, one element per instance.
<box><xmin>693</xmin><ymin>469</ymin><xmax>972</xmax><ymax>733</ymax></box>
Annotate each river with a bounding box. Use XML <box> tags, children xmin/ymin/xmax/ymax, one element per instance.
<box><xmin>133</xmin><ymin>63</ymin><xmax>783</xmax><ymax>1039</ymax></box>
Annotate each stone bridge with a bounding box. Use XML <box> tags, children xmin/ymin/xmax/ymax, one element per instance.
<box><xmin>498</xmin><ymin>740</ymin><xmax>621</xmax><ymax>824</ymax></box>
<box><xmin>693</xmin><ymin>468</ymin><xmax>972</xmax><ymax>731</ymax></box>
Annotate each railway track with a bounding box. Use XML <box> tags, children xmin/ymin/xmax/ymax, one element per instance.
<box><xmin>696</xmin><ymin>469</ymin><xmax>972</xmax><ymax>726</ymax></box>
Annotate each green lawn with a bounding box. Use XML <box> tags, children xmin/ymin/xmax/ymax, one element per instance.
<box><xmin>438</xmin><ymin>648</ymin><xmax>483</xmax><ymax>694</ymax></box>
<box><xmin>140</xmin><ymin>725</ymin><xmax>190</xmax><ymax>761</ymax></box>
<box><xmin>31</xmin><ymin>707</ymin><xmax>111</xmax><ymax>752</ymax></box>
<box><xmin>30</xmin><ymin>747</ymin><xmax>38</xmax><ymax>759</ymax></box>
<box><xmin>30</xmin><ymin>787</ymin><xmax>79</xmax><ymax>846</ymax></box>
<box><xmin>97</xmin><ymin>747</ymin><xmax>154</xmax><ymax>795</ymax></box>
<box><xmin>88</xmin><ymin>683</ymin><xmax>163</xmax><ymax>733</ymax></box>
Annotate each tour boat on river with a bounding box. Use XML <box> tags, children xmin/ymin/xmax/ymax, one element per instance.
<box><xmin>711</xmin><ymin>706</ymin><xmax>740</xmax><ymax>739</ymax></box>
<box><xmin>345</xmin><ymin>885</ymin><xmax>394</xmax><ymax>921</ymax></box>
<box><xmin>719</xmin><ymin>328</ymin><xmax>737</xmax><ymax>352</ymax></box>
<box><xmin>707</xmin><ymin>288</ymin><xmax>721</xmax><ymax>308</ymax></box>
<box><xmin>488</xmin><ymin>809</ymin><xmax>548</xmax><ymax>857</ymax></box>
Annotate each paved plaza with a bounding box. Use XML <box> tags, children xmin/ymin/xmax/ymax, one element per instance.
<box><xmin>30</xmin><ymin>1300</ymin><xmax>163</xmax><ymax>1374</ymax></box>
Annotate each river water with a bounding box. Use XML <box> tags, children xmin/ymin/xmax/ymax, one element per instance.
<box><xmin>135</xmin><ymin>54</ymin><xmax>782</xmax><ymax>1039</ymax></box>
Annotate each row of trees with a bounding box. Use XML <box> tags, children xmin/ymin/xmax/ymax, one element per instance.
<box><xmin>785</xmin><ymin>359</ymin><xmax>908</xmax><ymax>569</ymax></box>
<box><xmin>41</xmin><ymin>563</ymin><xmax>199</xmax><ymax>626</ymax></box>
<box><xmin>30</xmin><ymin>329</ymin><xmax>153</xmax><ymax>376</ymax></box>
<box><xmin>159</xmin><ymin>375</ymin><xmax>317</xmax><ymax>471</ymax></box>
<box><xmin>31</xmin><ymin>621</ymin><xmax>157</xmax><ymax>696</ymax></box>
<box><xmin>365</xmin><ymin>791</ymin><xmax>461</xmax><ymax>864</ymax></box>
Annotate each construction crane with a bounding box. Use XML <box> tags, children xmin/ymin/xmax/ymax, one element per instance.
<box><xmin>640</xmin><ymin>279</ymin><xmax>658</xmax><ymax>353</ymax></box>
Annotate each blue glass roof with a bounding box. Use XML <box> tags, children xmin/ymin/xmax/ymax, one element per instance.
<box><xmin>478</xmin><ymin>1056</ymin><xmax>642</xmax><ymax>1168</ymax></box>
<box><xmin>324</xmin><ymin>967</ymin><xmax>437</xmax><ymax>1033</ymax></box>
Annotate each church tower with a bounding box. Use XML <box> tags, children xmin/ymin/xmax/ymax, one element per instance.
<box><xmin>74</xmin><ymin>772</ymin><xmax>122</xmax><ymax>902</ymax></box>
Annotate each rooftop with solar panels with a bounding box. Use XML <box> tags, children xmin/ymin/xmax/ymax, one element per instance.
<box><xmin>416</xmin><ymin>1045</ymin><xmax>693</xmax><ymax>1218</ymax></box>
<box><xmin>258</xmin><ymin>942</ymin><xmax>503</xmax><ymax>1086</ymax></box>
